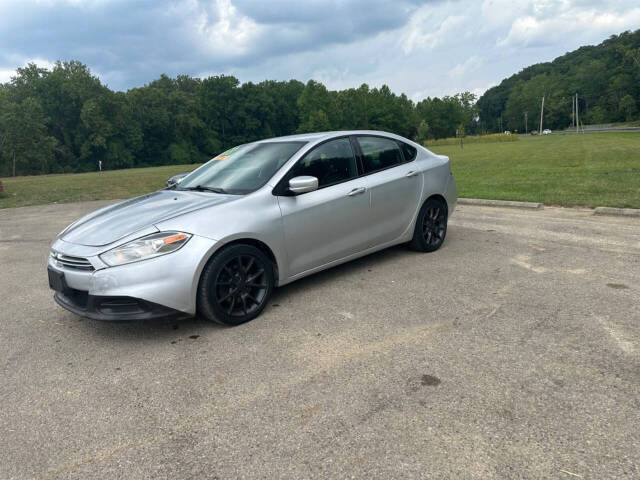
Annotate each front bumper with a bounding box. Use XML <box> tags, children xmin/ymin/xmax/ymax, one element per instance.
<box><xmin>53</xmin><ymin>289</ymin><xmax>187</xmax><ymax>321</ymax></box>
<box><xmin>48</xmin><ymin>234</ymin><xmax>218</xmax><ymax>320</ymax></box>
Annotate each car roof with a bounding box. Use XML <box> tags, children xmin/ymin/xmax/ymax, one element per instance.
<box><xmin>259</xmin><ymin>130</ymin><xmax>404</xmax><ymax>143</ymax></box>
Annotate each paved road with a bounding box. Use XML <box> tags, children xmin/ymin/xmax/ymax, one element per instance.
<box><xmin>1</xmin><ymin>201</ymin><xmax>639</xmax><ymax>479</ymax></box>
<box><xmin>557</xmin><ymin>127</ymin><xmax>640</xmax><ymax>134</ymax></box>
<box><xmin>518</xmin><ymin>127</ymin><xmax>640</xmax><ymax>135</ymax></box>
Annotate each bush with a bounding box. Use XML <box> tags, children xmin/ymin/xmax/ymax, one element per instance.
<box><xmin>425</xmin><ymin>133</ymin><xmax>518</xmax><ymax>147</ymax></box>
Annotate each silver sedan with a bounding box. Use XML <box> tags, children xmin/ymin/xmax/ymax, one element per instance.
<box><xmin>47</xmin><ymin>131</ymin><xmax>457</xmax><ymax>325</ymax></box>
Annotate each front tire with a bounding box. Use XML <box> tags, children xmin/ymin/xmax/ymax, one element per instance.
<box><xmin>197</xmin><ymin>244</ymin><xmax>274</xmax><ymax>326</ymax></box>
<box><xmin>410</xmin><ymin>198</ymin><xmax>448</xmax><ymax>252</ymax></box>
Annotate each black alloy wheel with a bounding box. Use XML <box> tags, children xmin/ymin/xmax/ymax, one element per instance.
<box><xmin>197</xmin><ymin>244</ymin><xmax>274</xmax><ymax>325</ymax></box>
<box><xmin>410</xmin><ymin>198</ymin><xmax>448</xmax><ymax>252</ymax></box>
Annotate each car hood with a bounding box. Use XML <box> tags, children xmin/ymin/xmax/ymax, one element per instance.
<box><xmin>61</xmin><ymin>190</ymin><xmax>236</xmax><ymax>247</ymax></box>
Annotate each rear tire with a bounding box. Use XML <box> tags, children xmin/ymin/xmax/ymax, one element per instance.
<box><xmin>197</xmin><ymin>244</ymin><xmax>274</xmax><ymax>326</ymax></box>
<box><xmin>409</xmin><ymin>198</ymin><xmax>448</xmax><ymax>252</ymax></box>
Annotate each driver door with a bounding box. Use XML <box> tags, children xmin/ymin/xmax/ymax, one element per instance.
<box><xmin>275</xmin><ymin>137</ymin><xmax>370</xmax><ymax>278</ymax></box>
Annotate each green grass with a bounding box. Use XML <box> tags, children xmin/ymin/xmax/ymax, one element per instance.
<box><xmin>0</xmin><ymin>132</ymin><xmax>638</xmax><ymax>209</ymax></box>
<box><xmin>430</xmin><ymin>132</ymin><xmax>640</xmax><ymax>208</ymax></box>
<box><xmin>0</xmin><ymin>164</ymin><xmax>201</xmax><ymax>209</ymax></box>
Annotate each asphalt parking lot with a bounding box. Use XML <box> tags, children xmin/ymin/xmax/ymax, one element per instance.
<box><xmin>1</xmin><ymin>200</ymin><xmax>639</xmax><ymax>479</ymax></box>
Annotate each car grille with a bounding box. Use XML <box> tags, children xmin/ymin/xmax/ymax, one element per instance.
<box><xmin>51</xmin><ymin>251</ymin><xmax>94</xmax><ymax>271</ymax></box>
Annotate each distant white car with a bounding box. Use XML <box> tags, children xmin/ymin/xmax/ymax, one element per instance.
<box><xmin>503</xmin><ymin>130</ymin><xmax>511</xmax><ymax>135</ymax></box>
<box><xmin>542</xmin><ymin>129</ymin><xmax>552</xmax><ymax>135</ymax></box>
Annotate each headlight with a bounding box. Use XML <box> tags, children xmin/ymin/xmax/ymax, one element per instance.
<box><xmin>100</xmin><ymin>231</ymin><xmax>191</xmax><ymax>267</ymax></box>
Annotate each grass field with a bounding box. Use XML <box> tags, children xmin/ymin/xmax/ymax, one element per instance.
<box><xmin>431</xmin><ymin>132</ymin><xmax>640</xmax><ymax>208</ymax></box>
<box><xmin>0</xmin><ymin>164</ymin><xmax>201</xmax><ymax>209</ymax></box>
<box><xmin>0</xmin><ymin>132</ymin><xmax>638</xmax><ymax>209</ymax></box>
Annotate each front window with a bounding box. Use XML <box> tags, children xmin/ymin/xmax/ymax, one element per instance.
<box><xmin>289</xmin><ymin>138</ymin><xmax>357</xmax><ymax>188</ymax></box>
<box><xmin>178</xmin><ymin>142</ymin><xmax>306</xmax><ymax>194</ymax></box>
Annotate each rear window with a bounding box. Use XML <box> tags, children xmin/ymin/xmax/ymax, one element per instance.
<box><xmin>398</xmin><ymin>141</ymin><xmax>417</xmax><ymax>162</ymax></box>
<box><xmin>356</xmin><ymin>136</ymin><xmax>404</xmax><ymax>174</ymax></box>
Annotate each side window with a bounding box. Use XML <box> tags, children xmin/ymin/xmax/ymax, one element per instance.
<box><xmin>289</xmin><ymin>138</ymin><xmax>357</xmax><ymax>188</ymax></box>
<box><xmin>398</xmin><ymin>141</ymin><xmax>417</xmax><ymax>162</ymax></box>
<box><xmin>357</xmin><ymin>136</ymin><xmax>404</xmax><ymax>174</ymax></box>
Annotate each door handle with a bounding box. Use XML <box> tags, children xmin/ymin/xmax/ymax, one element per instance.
<box><xmin>347</xmin><ymin>187</ymin><xmax>367</xmax><ymax>196</ymax></box>
<box><xmin>405</xmin><ymin>170</ymin><xmax>419</xmax><ymax>178</ymax></box>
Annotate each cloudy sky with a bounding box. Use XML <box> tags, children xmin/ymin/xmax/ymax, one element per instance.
<box><xmin>1</xmin><ymin>0</ymin><xmax>639</xmax><ymax>100</ymax></box>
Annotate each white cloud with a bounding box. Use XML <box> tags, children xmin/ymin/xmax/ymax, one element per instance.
<box><xmin>1</xmin><ymin>0</ymin><xmax>639</xmax><ymax>101</ymax></box>
<box><xmin>449</xmin><ymin>56</ymin><xmax>485</xmax><ymax>78</ymax></box>
<box><xmin>0</xmin><ymin>57</ymin><xmax>55</xmax><ymax>83</ymax></box>
<box><xmin>471</xmin><ymin>82</ymin><xmax>497</xmax><ymax>98</ymax></box>
<box><xmin>194</xmin><ymin>0</ymin><xmax>262</xmax><ymax>57</ymax></box>
<box><xmin>402</xmin><ymin>9</ymin><xmax>466</xmax><ymax>54</ymax></box>
<box><xmin>0</xmin><ymin>68</ymin><xmax>14</xmax><ymax>83</ymax></box>
<box><xmin>498</xmin><ymin>6</ymin><xmax>640</xmax><ymax>47</ymax></box>
<box><xmin>480</xmin><ymin>0</ymin><xmax>530</xmax><ymax>27</ymax></box>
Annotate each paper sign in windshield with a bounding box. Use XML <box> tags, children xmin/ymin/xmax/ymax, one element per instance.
<box><xmin>214</xmin><ymin>146</ymin><xmax>240</xmax><ymax>160</ymax></box>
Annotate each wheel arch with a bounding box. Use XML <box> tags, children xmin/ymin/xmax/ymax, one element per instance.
<box><xmin>408</xmin><ymin>194</ymin><xmax>449</xmax><ymax>252</ymax></box>
<box><xmin>402</xmin><ymin>192</ymin><xmax>449</xmax><ymax>242</ymax></box>
<box><xmin>198</xmin><ymin>236</ymin><xmax>280</xmax><ymax>288</ymax></box>
<box><xmin>424</xmin><ymin>193</ymin><xmax>448</xmax><ymax>214</ymax></box>
<box><xmin>221</xmin><ymin>238</ymin><xmax>279</xmax><ymax>281</ymax></box>
<box><xmin>194</xmin><ymin>238</ymin><xmax>278</xmax><ymax>325</ymax></box>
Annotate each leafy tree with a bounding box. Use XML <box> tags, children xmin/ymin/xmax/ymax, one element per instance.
<box><xmin>305</xmin><ymin>110</ymin><xmax>332</xmax><ymax>132</ymax></box>
<box><xmin>80</xmin><ymin>91</ymin><xmax>143</xmax><ymax>170</ymax></box>
<box><xmin>619</xmin><ymin>94</ymin><xmax>637</xmax><ymax>121</ymax></box>
<box><xmin>337</xmin><ymin>84</ymin><xmax>370</xmax><ymax>130</ymax></box>
<box><xmin>415</xmin><ymin>120</ymin><xmax>430</xmax><ymax>145</ymax></box>
<box><xmin>297</xmin><ymin>80</ymin><xmax>339</xmax><ymax>133</ymax></box>
<box><xmin>0</xmin><ymin>97</ymin><xmax>56</xmax><ymax>176</ymax></box>
<box><xmin>200</xmin><ymin>75</ymin><xmax>241</xmax><ymax>150</ymax></box>
<box><xmin>504</xmin><ymin>74</ymin><xmax>567</xmax><ymax>131</ymax></box>
<box><xmin>416</xmin><ymin>94</ymin><xmax>476</xmax><ymax>139</ymax></box>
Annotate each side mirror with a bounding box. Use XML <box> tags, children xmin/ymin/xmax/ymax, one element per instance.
<box><xmin>288</xmin><ymin>176</ymin><xmax>318</xmax><ymax>194</ymax></box>
<box><xmin>166</xmin><ymin>172</ymin><xmax>190</xmax><ymax>187</ymax></box>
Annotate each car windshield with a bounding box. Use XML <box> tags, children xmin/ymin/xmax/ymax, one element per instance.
<box><xmin>177</xmin><ymin>141</ymin><xmax>307</xmax><ymax>194</ymax></box>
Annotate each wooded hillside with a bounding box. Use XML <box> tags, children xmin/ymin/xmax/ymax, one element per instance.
<box><xmin>477</xmin><ymin>29</ymin><xmax>640</xmax><ymax>132</ymax></box>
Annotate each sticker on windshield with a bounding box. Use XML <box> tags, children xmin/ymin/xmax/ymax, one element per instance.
<box><xmin>214</xmin><ymin>146</ymin><xmax>240</xmax><ymax>160</ymax></box>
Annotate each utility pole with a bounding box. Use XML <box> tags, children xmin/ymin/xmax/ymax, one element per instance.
<box><xmin>364</xmin><ymin>95</ymin><xmax>368</xmax><ymax>129</ymax></box>
<box><xmin>539</xmin><ymin>95</ymin><xmax>545</xmax><ymax>133</ymax></box>
<box><xmin>524</xmin><ymin>112</ymin><xmax>528</xmax><ymax>134</ymax></box>
<box><xmin>572</xmin><ymin>95</ymin><xmax>575</xmax><ymax>128</ymax></box>
<box><xmin>575</xmin><ymin>93</ymin><xmax>579</xmax><ymax>133</ymax></box>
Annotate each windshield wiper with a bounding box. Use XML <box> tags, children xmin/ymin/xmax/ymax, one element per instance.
<box><xmin>179</xmin><ymin>185</ymin><xmax>227</xmax><ymax>194</ymax></box>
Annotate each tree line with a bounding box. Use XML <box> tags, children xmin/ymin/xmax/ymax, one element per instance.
<box><xmin>477</xmin><ymin>29</ymin><xmax>640</xmax><ymax>133</ymax></box>
<box><xmin>3</xmin><ymin>29</ymin><xmax>637</xmax><ymax>177</ymax></box>
<box><xmin>0</xmin><ymin>62</ymin><xmax>478</xmax><ymax>176</ymax></box>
